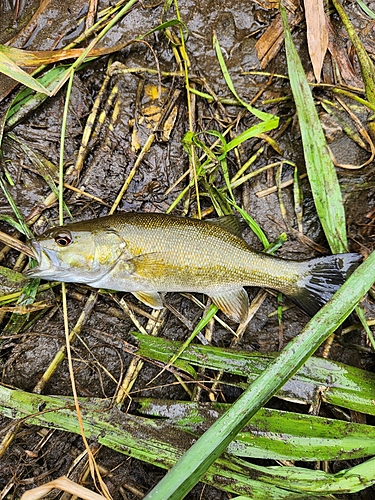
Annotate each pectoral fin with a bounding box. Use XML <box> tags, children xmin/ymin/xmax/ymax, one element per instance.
<box><xmin>128</xmin><ymin>252</ymin><xmax>166</xmax><ymax>277</ymax></box>
<box><xmin>210</xmin><ymin>287</ymin><xmax>249</xmax><ymax>323</ymax></box>
<box><xmin>132</xmin><ymin>291</ymin><xmax>164</xmax><ymax>309</ymax></box>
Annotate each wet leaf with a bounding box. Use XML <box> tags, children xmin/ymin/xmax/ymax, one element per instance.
<box><xmin>0</xmin><ymin>49</ymin><xmax>51</xmax><ymax>95</ymax></box>
<box><xmin>0</xmin><ymin>386</ymin><xmax>321</xmax><ymax>500</ymax></box>
<box><xmin>138</xmin><ymin>398</ymin><xmax>375</xmax><ymax>461</ymax></box>
<box><xmin>4</xmin><ymin>66</ymin><xmax>70</xmax><ymax>130</ymax></box>
<box><xmin>131</xmin><ymin>330</ymin><xmax>375</xmax><ymax>415</ymax></box>
<box><xmin>3</xmin><ymin>386</ymin><xmax>375</xmax><ymax>497</ymax></box>
<box><xmin>0</xmin><ymin>43</ymin><xmax>130</xmax><ymax>68</ymax></box>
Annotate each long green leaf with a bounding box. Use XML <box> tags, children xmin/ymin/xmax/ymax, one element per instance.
<box><xmin>138</xmin><ymin>399</ymin><xmax>375</xmax><ymax>461</ymax></box>
<box><xmin>0</xmin><ymin>176</ymin><xmax>33</xmax><ymax>238</ymax></box>
<box><xmin>3</xmin><ymin>385</ymin><xmax>375</xmax><ymax>496</ymax></box>
<box><xmin>0</xmin><ymin>386</ymin><xmax>325</xmax><ymax>500</ymax></box>
<box><xmin>5</xmin><ymin>65</ymin><xmax>69</xmax><ymax>129</ymax></box>
<box><xmin>213</xmin><ymin>33</ymin><xmax>278</xmax><ymax>125</ymax></box>
<box><xmin>280</xmin><ymin>4</ymin><xmax>347</xmax><ymax>253</ymax></box>
<box><xmin>131</xmin><ymin>332</ymin><xmax>375</xmax><ymax>416</ymax></box>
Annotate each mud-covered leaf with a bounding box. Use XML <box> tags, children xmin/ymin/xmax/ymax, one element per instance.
<box><xmin>0</xmin><ymin>386</ymin><xmax>322</xmax><ymax>500</ymax></box>
<box><xmin>131</xmin><ymin>330</ymin><xmax>375</xmax><ymax>415</ymax></box>
<box><xmin>137</xmin><ymin>398</ymin><xmax>375</xmax><ymax>461</ymax></box>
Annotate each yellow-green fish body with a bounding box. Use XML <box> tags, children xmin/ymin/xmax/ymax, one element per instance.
<box><xmin>26</xmin><ymin>213</ymin><xmax>361</xmax><ymax>322</ymax></box>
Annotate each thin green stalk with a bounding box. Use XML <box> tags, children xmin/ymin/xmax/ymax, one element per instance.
<box><xmin>59</xmin><ymin>70</ymin><xmax>75</xmax><ymax>225</ymax></box>
<box><xmin>332</xmin><ymin>0</ymin><xmax>375</xmax><ymax>104</ymax></box>
<box><xmin>52</xmin><ymin>0</ymin><xmax>139</xmax><ymax>96</ymax></box>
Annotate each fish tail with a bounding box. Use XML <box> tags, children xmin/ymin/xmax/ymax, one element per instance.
<box><xmin>288</xmin><ymin>253</ymin><xmax>362</xmax><ymax>316</ymax></box>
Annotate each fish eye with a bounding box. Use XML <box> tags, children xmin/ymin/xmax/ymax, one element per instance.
<box><xmin>54</xmin><ymin>230</ymin><xmax>73</xmax><ymax>247</ymax></box>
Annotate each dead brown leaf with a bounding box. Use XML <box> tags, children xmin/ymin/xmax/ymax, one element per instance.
<box><xmin>0</xmin><ymin>230</ymin><xmax>34</xmax><ymax>258</ymax></box>
<box><xmin>21</xmin><ymin>476</ymin><xmax>106</xmax><ymax>500</ymax></box>
<box><xmin>256</xmin><ymin>0</ymin><xmax>302</xmax><ymax>68</ymax></box>
<box><xmin>304</xmin><ymin>0</ymin><xmax>328</xmax><ymax>82</ymax></box>
<box><xmin>0</xmin><ymin>301</ymin><xmax>53</xmax><ymax>314</ymax></box>
<box><xmin>0</xmin><ymin>42</ymin><xmax>133</xmax><ymax>68</ymax></box>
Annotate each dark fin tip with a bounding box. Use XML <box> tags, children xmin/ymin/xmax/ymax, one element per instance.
<box><xmin>289</xmin><ymin>253</ymin><xmax>362</xmax><ymax>316</ymax></box>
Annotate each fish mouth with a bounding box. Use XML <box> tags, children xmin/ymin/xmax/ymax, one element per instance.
<box><xmin>23</xmin><ymin>240</ymin><xmax>42</xmax><ymax>278</ymax></box>
<box><xmin>24</xmin><ymin>240</ymin><xmax>57</xmax><ymax>278</ymax></box>
<box><xmin>27</xmin><ymin>239</ymin><xmax>41</xmax><ymax>261</ymax></box>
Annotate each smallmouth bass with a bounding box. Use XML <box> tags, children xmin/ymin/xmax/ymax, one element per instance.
<box><xmin>25</xmin><ymin>213</ymin><xmax>362</xmax><ymax>323</ymax></box>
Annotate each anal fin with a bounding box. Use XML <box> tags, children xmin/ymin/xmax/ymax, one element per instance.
<box><xmin>210</xmin><ymin>287</ymin><xmax>249</xmax><ymax>323</ymax></box>
<box><xmin>132</xmin><ymin>291</ymin><xmax>164</xmax><ymax>309</ymax></box>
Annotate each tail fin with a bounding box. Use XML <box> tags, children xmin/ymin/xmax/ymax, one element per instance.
<box><xmin>289</xmin><ymin>253</ymin><xmax>362</xmax><ymax>316</ymax></box>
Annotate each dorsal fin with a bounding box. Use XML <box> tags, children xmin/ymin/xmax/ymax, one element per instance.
<box><xmin>206</xmin><ymin>215</ymin><xmax>244</xmax><ymax>238</ymax></box>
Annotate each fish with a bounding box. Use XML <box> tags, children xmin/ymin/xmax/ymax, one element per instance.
<box><xmin>25</xmin><ymin>212</ymin><xmax>362</xmax><ymax>323</ymax></box>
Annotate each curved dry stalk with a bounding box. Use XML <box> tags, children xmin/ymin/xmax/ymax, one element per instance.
<box><xmin>20</xmin><ymin>476</ymin><xmax>106</xmax><ymax>500</ymax></box>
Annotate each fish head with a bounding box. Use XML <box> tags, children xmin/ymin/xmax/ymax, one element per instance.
<box><xmin>25</xmin><ymin>224</ymin><xmax>126</xmax><ymax>284</ymax></box>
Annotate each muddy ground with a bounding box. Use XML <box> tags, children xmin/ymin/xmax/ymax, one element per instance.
<box><xmin>1</xmin><ymin>0</ymin><xmax>375</xmax><ymax>498</ymax></box>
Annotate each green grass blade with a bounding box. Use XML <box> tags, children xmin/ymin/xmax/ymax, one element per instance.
<box><xmin>161</xmin><ymin>303</ymin><xmax>218</xmax><ymax>371</ymax></box>
<box><xmin>0</xmin><ymin>49</ymin><xmax>51</xmax><ymax>95</ymax></box>
<box><xmin>142</xmin><ymin>250</ymin><xmax>375</xmax><ymax>499</ymax></box>
<box><xmin>0</xmin><ymin>214</ymin><xmax>26</xmax><ymax>234</ymax></box>
<box><xmin>213</xmin><ymin>33</ymin><xmax>278</xmax><ymax>125</ymax></box>
<box><xmin>0</xmin><ymin>176</ymin><xmax>33</xmax><ymax>238</ymax></box>
<box><xmin>356</xmin><ymin>0</ymin><xmax>375</xmax><ymax>19</ymax></box>
<box><xmin>225</xmin><ymin>198</ymin><xmax>270</xmax><ymax>248</ymax></box>
<box><xmin>137</xmin><ymin>19</ymin><xmax>186</xmax><ymax>39</ymax></box>
<box><xmin>280</xmin><ymin>4</ymin><xmax>347</xmax><ymax>253</ymax></box>
<box><xmin>5</xmin><ymin>65</ymin><xmax>70</xmax><ymax>129</ymax></box>
<box><xmin>226</xmin><ymin>120</ymin><xmax>279</xmax><ymax>151</ymax></box>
